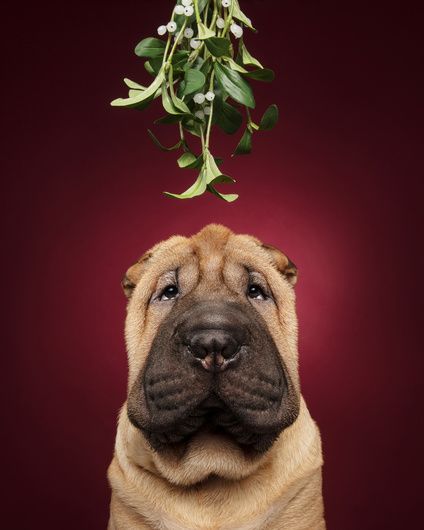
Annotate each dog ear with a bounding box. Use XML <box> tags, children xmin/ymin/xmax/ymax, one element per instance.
<box><xmin>122</xmin><ymin>253</ymin><xmax>152</xmax><ymax>298</ymax></box>
<box><xmin>262</xmin><ymin>244</ymin><xmax>298</xmax><ymax>286</ymax></box>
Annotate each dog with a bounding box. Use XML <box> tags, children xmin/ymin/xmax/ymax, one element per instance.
<box><xmin>107</xmin><ymin>224</ymin><xmax>325</xmax><ymax>529</ymax></box>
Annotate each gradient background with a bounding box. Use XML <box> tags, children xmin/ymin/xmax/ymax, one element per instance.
<box><xmin>3</xmin><ymin>1</ymin><xmax>423</xmax><ymax>529</ymax></box>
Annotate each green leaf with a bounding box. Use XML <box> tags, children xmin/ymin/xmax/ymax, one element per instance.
<box><xmin>214</xmin><ymin>62</ymin><xmax>255</xmax><ymax>108</ymax></box>
<box><xmin>171</xmin><ymin>92</ymin><xmax>191</xmax><ymax>114</ymax></box>
<box><xmin>182</xmin><ymin>119</ymin><xmax>202</xmax><ymax>138</ymax></box>
<box><xmin>111</xmin><ymin>70</ymin><xmax>165</xmax><ymax>108</ymax></box>
<box><xmin>144</xmin><ymin>61</ymin><xmax>156</xmax><ymax>76</ymax></box>
<box><xmin>208</xmin><ymin>174</ymin><xmax>236</xmax><ymax>185</ymax></box>
<box><xmin>203</xmin><ymin>150</ymin><xmax>238</xmax><ymax>201</ymax></box>
<box><xmin>177</xmin><ymin>81</ymin><xmax>186</xmax><ymax>99</ymax></box>
<box><xmin>123</xmin><ymin>78</ymin><xmax>144</xmax><ymax>90</ymax></box>
<box><xmin>172</xmin><ymin>50</ymin><xmax>190</xmax><ymax>72</ymax></box>
<box><xmin>128</xmin><ymin>89</ymin><xmax>144</xmax><ymax>98</ymax></box>
<box><xmin>233</xmin><ymin>0</ymin><xmax>256</xmax><ymax>31</ymax></box>
<box><xmin>207</xmin><ymin>185</ymin><xmax>239</xmax><ymax>202</ymax></box>
<box><xmin>244</xmin><ymin>69</ymin><xmax>275</xmax><ymax>82</ymax></box>
<box><xmin>222</xmin><ymin>57</ymin><xmax>248</xmax><ymax>74</ymax></box>
<box><xmin>147</xmin><ymin>130</ymin><xmax>182</xmax><ymax>151</ymax></box>
<box><xmin>203</xmin><ymin>150</ymin><xmax>221</xmax><ymax>183</ymax></box>
<box><xmin>177</xmin><ymin>152</ymin><xmax>197</xmax><ymax>168</ymax></box>
<box><xmin>259</xmin><ymin>104</ymin><xmax>279</xmax><ymax>130</ymax></box>
<box><xmin>200</xmin><ymin>56</ymin><xmax>212</xmax><ymax>77</ymax></box>
<box><xmin>214</xmin><ymin>98</ymin><xmax>243</xmax><ymax>134</ymax></box>
<box><xmin>162</xmin><ymin>82</ymin><xmax>179</xmax><ymax>114</ymax></box>
<box><xmin>198</xmin><ymin>0</ymin><xmax>209</xmax><ymax>13</ymax></box>
<box><xmin>205</xmin><ymin>37</ymin><xmax>231</xmax><ymax>58</ymax></box>
<box><xmin>168</xmin><ymin>67</ymin><xmax>192</xmax><ymax>114</ymax></box>
<box><xmin>166</xmin><ymin>149</ymin><xmax>237</xmax><ymax>201</ymax></box>
<box><xmin>124</xmin><ymin>77</ymin><xmax>162</xmax><ymax>103</ymax></box>
<box><xmin>203</xmin><ymin>150</ymin><xmax>236</xmax><ymax>192</ymax></box>
<box><xmin>134</xmin><ymin>37</ymin><xmax>166</xmax><ymax>58</ymax></box>
<box><xmin>233</xmin><ymin>128</ymin><xmax>253</xmax><ymax>156</ymax></box>
<box><xmin>155</xmin><ymin>114</ymin><xmax>183</xmax><ymax>125</ymax></box>
<box><xmin>164</xmin><ymin>170</ymin><xmax>207</xmax><ymax>199</ymax></box>
<box><xmin>183</xmin><ymin>69</ymin><xmax>206</xmax><ymax>95</ymax></box>
<box><xmin>240</xmin><ymin>40</ymin><xmax>263</xmax><ymax>69</ymax></box>
<box><xmin>182</xmin><ymin>154</ymin><xmax>204</xmax><ymax>169</ymax></box>
<box><xmin>197</xmin><ymin>22</ymin><xmax>216</xmax><ymax>40</ymax></box>
<box><xmin>148</xmin><ymin>57</ymin><xmax>164</xmax><ymax>75</ymax></box>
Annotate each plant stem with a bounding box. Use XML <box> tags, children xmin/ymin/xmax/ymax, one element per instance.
<box><xmin>246</xmin><ymin>107</ymin><xmax>259</xmax><ymax>130</ymax></box>
<box><xmin>179</xmin><ymin>122</ymin><xmax>190</xmax><ymax>152</ymax></box>
<box><xmin>200</xmin><ymin>125</ymin><xmax>206</xmax><ymax>150</ymax></box>
<box><xmin>193</xmin><ymin>0</ymin><xmax>202</xmax><ymax>25</ymax></box>
<box><xmin>210</xmin><ymin>1</ymin><xmax>219</xmax><ymax>34</ymax></box>
<box><xmin>222</xmin><ymin>2</ymin><xmax>235</xmax><ymax>36</ymax></box>
<box><xmin>205</xmin><ymin>70</ymin><xmax>215</xmax><ymax>149</ymax></box>
<box><xmin>162</xmin><ymin>35</ymin><xmax>172</xmax><ymax>66</ymax></box>
<box><xmin>162</xmin><ymin>10</ymin><xmax>177</xmax><ymax>66</ymax></box>
<box><xmin>168</xmin><ymin>65</ymin><xmax>176</xmax><ymax>100</ymax></box>
<box><xmin>165</xmin><ymin>20</ymin><xmax>188</xmax><ymax>69</ymax></box>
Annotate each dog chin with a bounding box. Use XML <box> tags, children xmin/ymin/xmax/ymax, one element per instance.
<box><xmin>149</xmin><ymin>427</ymin><xmax>269</xmax><ymax>486</ymax></box>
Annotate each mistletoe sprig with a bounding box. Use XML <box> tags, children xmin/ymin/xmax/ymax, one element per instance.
<box><xmin>111</xmin><ymin>0</ymin><xmax>279</xmax><ymax>202</ymax></box>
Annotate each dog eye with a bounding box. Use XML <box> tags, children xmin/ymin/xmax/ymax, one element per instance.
<box><xmin>160</xmin><ymin>285</ymin><xmax>179</xmax><ymax>301</ymax></box>
<box><xmin>247</xmin><ymin>284</ymin><xmax>266</xmax><ymax>300</ymax></box>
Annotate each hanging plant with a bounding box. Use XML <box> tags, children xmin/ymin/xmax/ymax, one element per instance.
<box><xmin>111</xmin><ymin>0</ymin><xmax>279</xmax><ymax>202</ymax></box>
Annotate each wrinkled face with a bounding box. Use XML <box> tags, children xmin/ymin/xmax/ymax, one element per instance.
<box><xmin>124</xmin><ymin>225</ymin><xmax>300</xmax><ymax>462</ymax></box>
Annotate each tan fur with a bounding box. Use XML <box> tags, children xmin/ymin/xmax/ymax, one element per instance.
<box><xmin>108</xmin><ymin>225</ymin><xmax>325</xmax><ymax>529</ymax></box>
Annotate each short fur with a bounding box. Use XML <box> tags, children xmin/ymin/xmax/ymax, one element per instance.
<box><xmin>108</xmin><ymin>225</ymin><xmax>325</xmax><ymax>530</ymax></box>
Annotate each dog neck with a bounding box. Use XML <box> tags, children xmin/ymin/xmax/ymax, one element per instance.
<box><xmin>108</xmin><ymin>397</ymin><xmax>324</xmax><ymax>530</ymax></box>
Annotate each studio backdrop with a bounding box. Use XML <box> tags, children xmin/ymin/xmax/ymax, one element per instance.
<box><xmin>2</xmin><ymin>1</ymin><xmax>422</xmax><ymax>529</ymax></box>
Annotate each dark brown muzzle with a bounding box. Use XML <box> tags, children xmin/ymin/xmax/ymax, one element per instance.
<box><xmin>127</xmin><ymin>299</ymin><xmax>299</xmax><ymax>454</ymax></box>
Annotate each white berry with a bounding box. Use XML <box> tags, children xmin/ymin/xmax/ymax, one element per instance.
<box><xmin>174</xmin><ymin>5</ymin><xmax>185</xmax><ymax>15</ymax></box>
<box><xmin>184</xmin><ymin>6</ymin><xmax>194</xmax><ymax>16</ymax></box>
<box><xmin>190</xmin><ymin>38</ymin><xmax>201</xmax><ymax>49</ymax></box>
<box><xmin>157</xmin><ymin>25</ymin><xmax>167</xmax><ymax>36</ymax></box>
<box><xmin>204</xmin><ymin>106</ymin><xmax>212</xmax><ymax>115</ymax></box>
<box><xmin>205</xmin><ymin>91</ymin><xmax>215</xmax><ymax>102</ymax></box>
<box><xmin>216</xmin><ymin>17</ymin><xmax>225</xmax><ymax>29</ymax></box>
<box><xmin>184</xmin><ymin>27</ymin><xmax>194</xmax><ymax>39</ymax></box>
<box><xmin>222</xmin><ymin>0</ymin><xmax>231</xmax><ymax>7</ymax></box>
<box><xmin>193</xmin><ymin>93</ymin><xmax>206</xmax><ymax>104</ymax></box>
<box><xmin>182</xmin><ymin>0</ymin><xmax>193</xmax><ymax>6</ymax></box>
<box><xmin>167</xmin><ymin>21</ymin><xmax>177</xmax><ymax>33</ymax></box>
<box><xmin>195</xmin><ymin>110</ymin><xmax>205</xmax><ymax>120</ymax></box>
<box><xmin>230</xmin><ymin>23</ymin><xmax>243</xmax><ymax>38</ymax></box>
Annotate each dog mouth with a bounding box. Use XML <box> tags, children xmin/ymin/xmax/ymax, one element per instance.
<box><xmin>136</xmin><ymin>393</ymin><xmax>282</xmax><ymax>455</ymax></box>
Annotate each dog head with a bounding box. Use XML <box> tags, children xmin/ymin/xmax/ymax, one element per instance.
<box><xmin>122</xmin><ymin>224</ymin><xmax>300</xmax><ymax>484</ymax></box>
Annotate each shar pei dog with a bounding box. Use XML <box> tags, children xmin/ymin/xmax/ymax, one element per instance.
<box><xmin>108</xmin><ymin>224</ymin><xmax>325</xmax><ymax>530</ymax></box>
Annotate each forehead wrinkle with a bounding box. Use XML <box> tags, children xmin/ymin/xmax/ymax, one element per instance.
<box><xmin>143</xmin><ymin>238</ymin><xmax>193</xmax><ymax>278</ymax></box>
<box><xmin>228</xmin><ymin>235</ymin><xmax>275</xmax><ymax>275</ymax></box>
<box><xmin>221</xmin><ymin>255</ymin><xmax>246</xmax><ymax>297</ymax></box>
<box><xmin>196</xmin><ymin>245</ymin><xmax>224</xmax><ymax>282</ymax></box>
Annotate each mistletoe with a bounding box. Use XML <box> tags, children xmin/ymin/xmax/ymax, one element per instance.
<box><xmin>112</xmin><ymin>0</ymin><xmax>279</xmax><ymax>202</ymax></box>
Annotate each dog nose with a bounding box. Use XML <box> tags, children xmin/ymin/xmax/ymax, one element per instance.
<box><xmin>188</xmin><ymin>330</ymin><xmax>241</xmax><ymax>372</ymax></box>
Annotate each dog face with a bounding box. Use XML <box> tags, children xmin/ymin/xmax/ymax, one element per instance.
<box><xmin>123</xmin><ymin>225</ymin><xmax>300</xmax><ymax>476</ymax></box>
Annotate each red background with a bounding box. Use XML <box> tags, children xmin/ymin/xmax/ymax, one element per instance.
<box><xmin>3</xmin><ymin>1</ymin><xmax>423</xmax><ymax>528</ymax></box>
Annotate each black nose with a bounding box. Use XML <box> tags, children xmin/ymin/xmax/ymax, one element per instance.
<box><xmin>188</xmin><ymin>329</ymin><xmax>241</xmax><ymax>372</ymax></box>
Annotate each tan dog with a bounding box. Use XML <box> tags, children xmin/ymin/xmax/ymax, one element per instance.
<box><xmin>108</xmin><ymin>224</ymin><xmax>325</xmax><ymax>530</ymax></box>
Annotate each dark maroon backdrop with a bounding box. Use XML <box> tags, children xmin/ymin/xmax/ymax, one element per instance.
<box><xmin>3</xmin><ymin>1</ymin><xmax>423</xmax><ymax>528</ymax></box>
